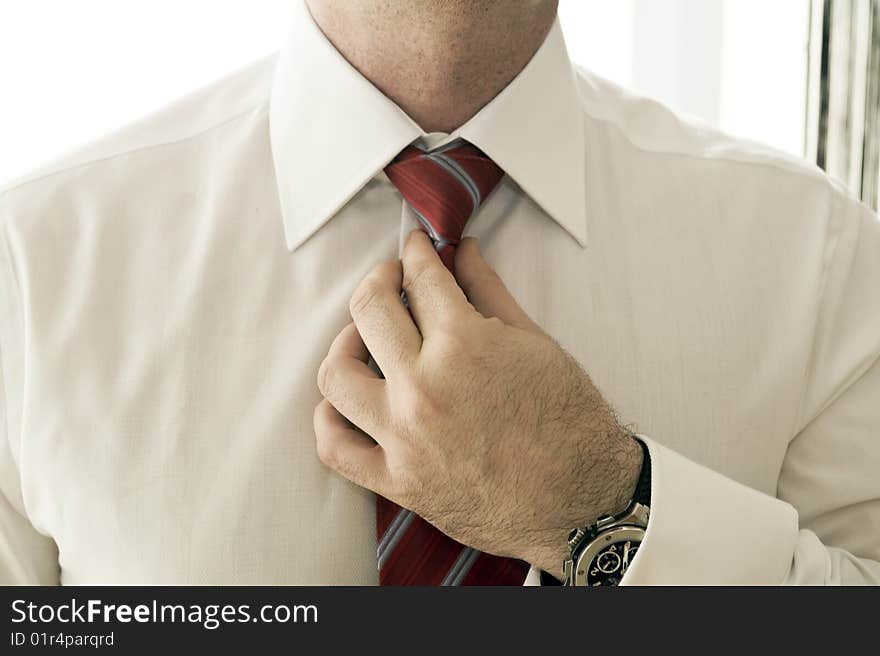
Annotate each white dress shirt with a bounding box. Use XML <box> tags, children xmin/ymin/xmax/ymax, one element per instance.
<box><xmin>1</xmin><ymin>1</ymin><xmax>878</xmax><ymax>585</ymax></box>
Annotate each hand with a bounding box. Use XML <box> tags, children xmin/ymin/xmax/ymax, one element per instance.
<box><xmin>314</xmin><ymin>230</ymin><xmax>643</xmax><ymax>577</ymax></box>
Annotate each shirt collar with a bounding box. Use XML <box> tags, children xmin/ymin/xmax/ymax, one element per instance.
<box><xmin>270</xmin><ymin>0</ymin><xmax>587</xmax><ymax>251</ymax></box>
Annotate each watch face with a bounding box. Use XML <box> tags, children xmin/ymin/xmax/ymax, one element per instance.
<box><xmin>587</xmin><ymin>538</ymin><xmax>641</xmax><ymax>586</ymax></box>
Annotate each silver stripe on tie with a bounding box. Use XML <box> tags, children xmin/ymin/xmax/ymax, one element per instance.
<box><xmin>409</xmin><ymin>205</ymin><xmax>451</xmax><ymax>251</ymax></box>
<box><xmin>433</xmin><ymin>152</ymin><xmax>481</xmax><ymax>205</ymax></box>
<box><xmin>377</xmin><ymin>509</ymin><xmax>417</xmax><ymax>570</ymax></box>
<box><xmin>440</xmin><ymin>548</ymin><xmax>473</xmax><ymax>586</ymax></box>
<box><xmin>430</xmin><ymin>138</ymin><xmax>467</xmax><ymax>154</ymax></box>
<box><xmin>426</xmin><ymin>153</ymin><xmax>481</xmax><ymax>214</ymax></box>
<box><xmin>377</xmin><ymin>507</ymin><xmax>410</xmax><ymax>555</ymax></box>
<box><xmin>441</xmin><ymin>547</ymin><xmax>480</xmax><ymax>586</ymax></box>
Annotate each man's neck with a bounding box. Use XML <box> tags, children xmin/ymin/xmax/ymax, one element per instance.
<box><xmin>304</xmin><ymin>0</ymin><xmax>558</xmax><ymax>133</ymax></box>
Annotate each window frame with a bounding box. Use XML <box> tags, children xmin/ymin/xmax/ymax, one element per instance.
<box><xmin>806</xmin><ymin>0</ymin><xmax>880</xmax><ymax>210</ymax></box>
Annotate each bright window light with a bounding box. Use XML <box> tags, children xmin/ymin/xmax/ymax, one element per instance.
<box><xmin>0</xmin><ymin>0</ymin><xmax>811</xmax><ymax>184</ymax></box>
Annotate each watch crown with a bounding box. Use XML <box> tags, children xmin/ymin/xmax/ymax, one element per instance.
<box><xmin>567</xmin><ymin>527</ymin><xmax>586</xmax><ymax>549</ymax></box>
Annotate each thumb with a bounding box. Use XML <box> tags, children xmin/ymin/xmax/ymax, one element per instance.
<box><xmin>454</xmin><ymin>238</ymin><xmax>540</xmax><ymax>332</ymax></box>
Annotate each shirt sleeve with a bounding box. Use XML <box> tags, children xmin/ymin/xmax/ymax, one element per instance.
<box><xmin>527</xmin><ymin>183</ymin><xmax>880</xmax><ymax>586</ymax></box>
<box><xmin>628</xmin><ymin>185</ymin><xmax>880</xmax><ymax>585</ymax></box>
<box><xmin>0</xmin><ymin>206</ymin><xmax>60</xmax><ymax>584</ymax></box>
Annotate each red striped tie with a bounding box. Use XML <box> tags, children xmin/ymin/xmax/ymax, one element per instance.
<box><xmin>377</xmin><ymin>139</ymin><xmax>530</xmax><ymax>586</ymax></box>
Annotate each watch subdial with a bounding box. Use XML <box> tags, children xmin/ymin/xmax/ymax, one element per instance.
<box><xmin>595</xmin><ymin>549</ymin><xmax>622</xmax><ymax>574</ymax></box>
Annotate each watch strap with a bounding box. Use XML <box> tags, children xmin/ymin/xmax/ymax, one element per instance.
<box><xmin>632</xmin><ymin>437</ymin><xmax>651</xmax><ymax>507</ymax></box>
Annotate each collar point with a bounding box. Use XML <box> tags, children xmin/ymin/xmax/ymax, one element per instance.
<box><xmin>565</xmin><ymin>220</ymin><xmax>589</xmax><ymax>249</ymax></box>
<box><xmin>283</xmin><ymin>220</ymin><xmax>317</xmax><ymax>252</ymax></box>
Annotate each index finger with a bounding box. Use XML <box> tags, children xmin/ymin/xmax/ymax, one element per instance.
<box><xmin>349</xmin><ymin>259</ymin><xmax>422</xmax><ymax>374</ymax></box>
<box><xmin>401</xmin><ymin>230</ymin><xmax>474</xmax><ymax>334</ymax></box>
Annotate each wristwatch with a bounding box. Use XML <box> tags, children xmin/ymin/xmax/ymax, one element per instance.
<box><xmin>562</xmin><ymin>438</ymin><xmax>651</xmax><ymax>587</ymax></box>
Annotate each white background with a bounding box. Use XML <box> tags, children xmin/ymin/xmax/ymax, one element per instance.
<box><xmin>0</xmin><ymin>0</ymin><xmax>811</xmax><ymax>185</ymax></box>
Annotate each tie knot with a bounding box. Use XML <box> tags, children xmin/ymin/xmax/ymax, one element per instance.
<box><xmin>384</xmin><ymin>140</ymin><xmax>504</xmax><ymax>268</ymax></box>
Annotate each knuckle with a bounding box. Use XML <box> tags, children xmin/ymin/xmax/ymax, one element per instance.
<box><xmin>315</xmin><ymin>434</ymin><xmax>337</xmax><ymax>468</ymax></box>
<box><xmin>400</xmin><ymin>382</ymin><xmax>443</xmax><ymax>426</ymax></box>
<box><xmin>402</xmin><ymin>260</ymin><xmax>433</xmax><ymax>293</ymax></box>
<box><xmin>483</xmin><ymin>316</ymin><xmax>505</xmax><ymax>331</ymax></box>
<box><xmin>313</xmin><ymin>404</ymin><xmax>337</xmax><ymax>467</ymax></box>
<box><xmin>316</xmin><ymin>356</ymin><xmax>338</xmax><ymax>396</ymax></box>
<box><xmin>433</xmin><ymin>324</ymin><xmax>470</xmax><ymax>355</ymax></box>
<box><xmin>349</xmin><ymin>278</ymin><xmax>382</xmax><ymax>318</ymax></box>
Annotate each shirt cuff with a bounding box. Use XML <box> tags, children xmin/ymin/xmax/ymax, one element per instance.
<box><xmin>620</xmin><ymin>436</ymin><xmax>799</xmax><ymax>584</ymax></box>
<box><xmin>526</xmin><ymin>436</ymin><xmax>800</xmax><ymax>586</ymax></box>
<box><xmin>524</xmin><ymin>566</ymin><xmax>543</xmax><ymax>586</ymax></box>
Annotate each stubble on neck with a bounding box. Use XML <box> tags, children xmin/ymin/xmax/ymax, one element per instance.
<box><xmin>304</xmin><ymin>0</ymin><xmax>559</xmax><ymax>133</ymax></box>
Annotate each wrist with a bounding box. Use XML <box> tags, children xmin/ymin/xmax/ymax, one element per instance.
<box><xmin>559</xmin><ymin>437</ymin><xmax>651</xmax><ymax>586</ymax></box>
<box><xmin>530</xmin><ymin>428</ymin><xmax>644</xmax><ymax>577</ymax></box>
<box><xmin>603</xmin><ymin>431</ymin><xmax>645</xmax><ymax>515</ymax></box>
